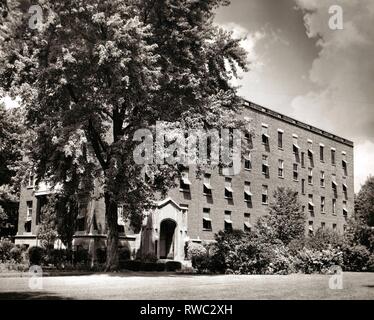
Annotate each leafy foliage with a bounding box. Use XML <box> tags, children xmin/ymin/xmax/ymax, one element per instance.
<box><xmin>256</xmin><ymin>187</ymin><xmax>306</xmax><ymax>245</ymax></box>
<box><xmin>0</xmin><ymin>0</ymin><xmax>249</xmax><ymax>270</ymax></box>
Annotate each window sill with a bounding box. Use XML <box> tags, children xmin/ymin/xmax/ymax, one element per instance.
<box><xmin>203</xmin><ymin>229</ymin><xmax>212</xmax><ymax>232</ymax></box>
<box><xmin>278</xmin><ymin>176</ymin><xmax>284</xmax><ymax>179</ymax></box>
<box><xmin>225</xmin><ymin>197</ymin><xmax>233</xmax><ymax>200</ymax></box>
<box><xmin>278</xmin><ymin>147</ymin><xmax>284</xmax><ymax>151</ymax></box>
<box><xmin>244</xmin><ymin>168</ymin><xmax>252</xmax><ymax>172</ymax></box>
<box><xmin>179</xmin><ymin>189</ymin><xmax>190</xmax><ymax>193</ymax></box>
<box><xmin>262</xmin><ymin>202</ymin><xmax>268</xmax><ymax>206</ymax></box>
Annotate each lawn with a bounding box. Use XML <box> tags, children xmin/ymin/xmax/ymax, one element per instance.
<box><xmin>0</xmin><ymin>272</ymin><xmax>373</xmax><ymax>300</ymax></box>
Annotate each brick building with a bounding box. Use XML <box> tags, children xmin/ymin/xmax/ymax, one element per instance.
<box><xmin>14</xmin><ymin>100</ymin><xmax>354</xmax><ymax>262</ymax></box>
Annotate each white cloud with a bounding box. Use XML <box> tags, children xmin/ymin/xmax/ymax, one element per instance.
<box><xmin>355</xmin><ymin>141</ymin><xmax>374</xmax><ymax>192</ymax></box>
<box><xmin>292</xmin><ymin>0</ymin><xmax>374</xmax><ymax>191</ymax></box>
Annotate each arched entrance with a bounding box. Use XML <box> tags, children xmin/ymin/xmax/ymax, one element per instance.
<box><xmin>159</xmin><ymin>219</ymin><xmax>177</xmax><ymax>259</ymax></box>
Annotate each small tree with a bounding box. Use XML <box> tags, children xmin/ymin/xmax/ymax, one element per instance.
<box><xmin>256</xmin><ymin>187</ymin><xmax>306</xmax><ymax>246</ymax></box>
<box><xmin>38</xmin><ymin>197</ymin><xmax>58</xmax><ymax>250</ymax></box>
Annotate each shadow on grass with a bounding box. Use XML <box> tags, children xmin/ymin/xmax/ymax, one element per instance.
<box><xmin>0</xmin><ymin>291</ymin><xmax>73</xmax><ymax>300</ymax></box>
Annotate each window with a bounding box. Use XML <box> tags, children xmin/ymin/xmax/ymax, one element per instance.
<box><xmin>308</xmin><ymin>168</ymin><xmax>313</xmax><ymax>185</ymax></box>
<box><xmin>301</xmin><ymin>152</ymin><xmax>305</xmax><ymax>168</ymax></box>
<box><xmin>244</xmin><ymin>181</ymin><xmax>252</xmax><ymax>203</ymax></box>
<box><xmin>332</xmin><ymin>199</ymin><xmax>337</xmax><ymax>215</ymax></box>
<box><xmin>27</xmin><ymin>172</ymin><xmax>35</xmax><ymax>188</ymax></box>
<box><xmin>320</xmin><ymin>144</ymin><xmax>325</xmax><ymax>162</ymax></box>
<box><xmin>262</xmin><ymin>124</ymin><xmax>269</xmax><ymax>149</ymax></box>
<box><xmin>203</xmin><ymin>173</ymin><xmax>212</xmax><ymax>196</ymax></box>
<box><xmin>224</xmin><ymin>177</ymin><xmax>233</xmax><ymax>199</ymax></box>
<box><xmin>320</xmin><ymin>171</ymin><xmax>325</xmax><ymax>187</ymax></box>
<box><xmin>332</xmin><ymin>178</ymin><xmax>338</xmax><ymax>198</ymax></box>
<box><xmin>262</xmin><ymin>155</ymin><xmax>269</xmax><ymax>178</ymax></box>
<box><xmin>308</xmin><ymin>194</ymin><xmax>315</xmax><ymax>216</ymax></box>
<box><xmin>343</xmin><ymin>201</ymin><xmax>348</xmax><ymax>219</ymax></box>
<box><xmin>307</xmin><ymin>141</ymin><xmax>314</xmax><ymax>167</ymax></box>
<box><xmin>302</xmin><ymin>179</ymin><xmax>305</xmax><ymax>195</ymax></box>
<box><xmin>343</xmin><ymin>183</ymin><xmax>348</xmax><ymax>200</ymax></box>
<box><xmin>278</xmin><ymin>130</ymin><xmax>283</xmax><ymax>149</ymax></box>
<box><xmin>117</xmin><ymin>205</ymin><xmax>125</xmax><ymax>233</ymax></box>
<box><xmin>308</xmin><ymin>221</ymin><xmax>314</xmax><ymax>236</ymax></box>
<box><xmin>321</xmin><ymin>222</ymin><xmax>326</xmax><ymax>230</ymax></box>
<box><xmin>293</xmin><ymin>163</ymin><xmax>299</xmax><ymax>181</ymax></box>
<box><xmin>244</xmin><ymin>213</ymin><xmax>252</xmax><ymax>232</ymax></box>
<box><xmin>333</xmin><ymin>224</ymin><xmax>337</xmax><ymax>231</ymax></box>
<box><xmin>244</xmin><ymin>152</ymin><xmax>252</xmax><ymax>170</ymax></box>
<box><xmin>224</xmin><ymin>211</ymin><xmax>233</xmax><ymax>232</ymax></box>
<box><xmin>278</xmin><ymin>160</ymin><xmax>284</xmax><ymax>178</ymax></box>
<box><xmin>203</xmin><ymin>208</ymin><xmax>212</xmax><ymax>231</ymax></box>
<box><xmin>180</xmin><ymin>170</ymin><xmax>191</xmax><ymax>192</ymax></box>
<box><xmin>342</xmin><ymin>152</ymin><xmax>348</xmax><ymax>176</ymax></box>
<box><xmin>321</xmin><ymin>196</ymin><xmax>325</xmax><ymax>213</ymax></box>
<box><xmin>26</xmin><ymin>201</ymin><xmax>33</xmax><ymax>220</ymax></box>
<box><xmin>293</xmin><ymin>135</ymin><xmax>300</xmax><ymax>163</ymax></box>
<box><xmin>245</xmin><ymin>132</ymin><xmax>253</xmax><ymax>149</ymax></box>
<box><xmin>262</xmin><ymin>185</ymin><xmax>268</xmax><ymax>204</ymax></box>
<box><xmin>25</xmin><ymin>201</ymin><xmax>33</xmax><ymax>232</ymax></box>
<box><xmin>331</xmin><ymin>148</ymin><xmax>336</xmax><ymax>165</ymax></box>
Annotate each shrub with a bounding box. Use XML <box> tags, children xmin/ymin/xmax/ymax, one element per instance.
<box><xmin>165</xmin><ymin>261</ymin><xmax>182</xmax><ymax>272</ymax></box>
<box><xmin>0</xmin><ymin>239</ymin><xmax>15</xmax><ymax>262</ymax></box>
<box><xmin>192</xmin><ymin>254</ymin><xmax>212</xmax><ymax>273</ymax></box>
<box><xmin>294</xmin><ymin>247</ymin><xmax>343</xmax><ymax>274</ymax></box>
<box><xmin>47</xmin><ymin>249</ymin><xmax>73</xmax><ymax>267</ymax></box>
<box><xmin>28</xmin><ymin>246</ymin><xmax>45</xmax><ymax>265</ymax></box>
<box><xmin>342</xmin><ymin>244</ymin><xmax>371</xmax><ymax>271</ymax></box>
<box><xmin>121</xmin><ymin>260</ymin><xmax>141</xmax><ymax>271</ymax></box>
<box><xmin>186</xmin><ymin>242</ymin><xmax>207</xmax><ymax>260</ymax></box>
<box><xmin>306</xmin><ymin>228</ymin><xmax>343</xmax><ymax>251</ymax></box>
<box><xmin>9</xmin><ymin>247</ymin><xmax>22</xmax><ymax>263</ymax></box>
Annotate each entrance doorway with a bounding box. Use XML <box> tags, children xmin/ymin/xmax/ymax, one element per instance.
<box><xmin>159</xmin><ymin>219</ymin><xmax>177</xmax><ymax>259</ymax></box>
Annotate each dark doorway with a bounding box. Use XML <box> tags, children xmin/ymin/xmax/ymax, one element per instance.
<box><xmin>159</xmin><ymin>219</ymin><xmax>177</xmax><ymax>259</ymax></box>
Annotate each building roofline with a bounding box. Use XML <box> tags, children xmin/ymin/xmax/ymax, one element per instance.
<box><xmin>243</xmin><ymin>99</ymin><xmax>354</xmax><ymax>148</ymax></box>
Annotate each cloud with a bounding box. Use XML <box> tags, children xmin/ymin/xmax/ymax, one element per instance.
<box><xmin>291</xmin><ymin>0</ymin><xmax>374</xmax><ymax>192</ymax></box>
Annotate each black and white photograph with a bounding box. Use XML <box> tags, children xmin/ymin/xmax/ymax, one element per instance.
<box><xmin>0</xmin><ymin>0</ymin><xmax>373</xmax><ymax>308</ymax></box>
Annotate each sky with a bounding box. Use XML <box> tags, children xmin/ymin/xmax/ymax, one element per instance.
<box><xmin>215</xmin><ymin>0</ymin><xmax>374</xmax><ymax>192</ymax></box>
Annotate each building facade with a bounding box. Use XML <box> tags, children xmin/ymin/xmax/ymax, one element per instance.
<box><xmin>15</xmin><ymin>100</ymin><xmax>354</xmax><ymax>262</ymax></box>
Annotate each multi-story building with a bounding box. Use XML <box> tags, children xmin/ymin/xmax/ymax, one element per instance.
<box><xmin>14</xmin><ymin>100</ymin><xmax>354</xmax><ymax>262</ymax></box>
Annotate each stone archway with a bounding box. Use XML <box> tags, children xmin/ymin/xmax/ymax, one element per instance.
<box><xmin>159</xmin><ymin>219</ymin><xmax>177</xmax><ymax>259</ymax></box>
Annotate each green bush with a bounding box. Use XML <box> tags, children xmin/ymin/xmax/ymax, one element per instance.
<box><xmin>306</xmin><ymin>228</ymin><xmax>343</xmax><ymax>251</ymax></box>
<box><xmin>0</xmin><ymin>239</ymin><xmax>15</xmax><ymax>262</ymax></box>
<box><xmin>342</xmin><ymin>244</ymin><xmax>372</xmax><ymax>272</ymax></box>
<box><xmin>28</xmin><ymin>246</ymin><xmax>46</xmax><ymax>265</ymax></box>
<box><xmin>165</xmin><ymin>261</ymin><xmax>182</xmax><ymax>272</ymax></box>
<box><xmin>186</xmin><ymin>242</ymin><xmax>207</xmax><ymax>260</ymax></box>
<box><xmin>192</xmin><ymin>254</ymin><xmax>213</xmax><ymax>273</ymax></box>
<box><xmin>121</xmin><ymin>260</ymin><xmax>141</xmax><ymax>271</ymax></box>
<box><xmin>47</xmin><ymin>249</ymin><xmax>73</xmax><ymax>267</ymax></box>
<box><xmin>9</xmin><ymin>247</ymin><xmax>22</xmax><ymax>263</ymax></box>
<box><xmin>294</xmin><ymin>247</ymin><xmax>343</xmax><ymax>274</ymax></box>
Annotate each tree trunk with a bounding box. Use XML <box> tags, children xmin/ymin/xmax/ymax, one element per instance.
<box><xmin>105</xmin><ymin>192</ymin><xmax>119</xmax><ymax>271</ymax></box>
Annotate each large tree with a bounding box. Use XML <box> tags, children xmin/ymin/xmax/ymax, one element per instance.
<box><xmin>0</xmin><ymin>0</ymin><xmax>248</xmax><ymax>270</ymax></box>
